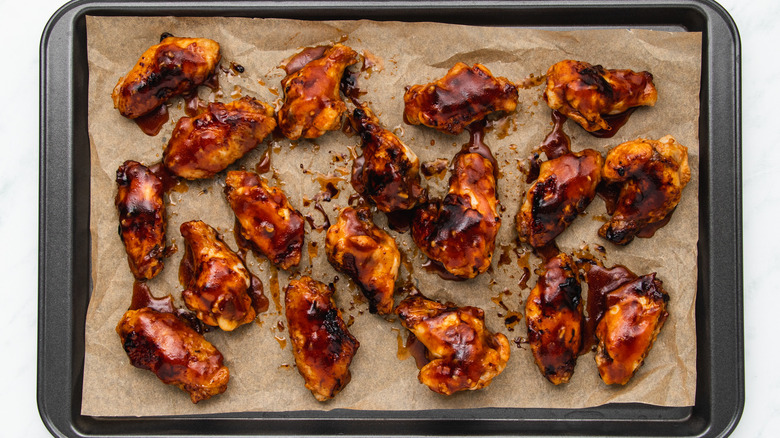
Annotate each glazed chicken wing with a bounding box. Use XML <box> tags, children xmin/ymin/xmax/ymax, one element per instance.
<box><xmin>224</xmin><ymin>171</ymin><xmax>305</xmax><ymax>269</ymax></box>
<box><xmin>599</xmin><ymin>135</ymin><xmax>691</xmax><ymax>245</ymax></box>
<box><xmin>404</xmin><ymin>63</ymin><xmax>518</xmax><ymax>135</ymax></box>
<box><xmin>179</xmin><ymin>220</ymin><xmax>256</xmax><ymax>331</ymax></box>
<box><xmin>595</xmin><ymin>273</ymin><xmax>669</xmax><ymax>385</ymax></box>
<box><xmin>163</xmin><ymin>97</ymin><xmax>277</xmax><ymax>180</ymax></box>
<box><xmin>285</xmin><ymin>276</ymin><xmax>359</xmax><ymax>401</ymax></box>
<box><xmin>112</xmin><ymin>36</ymin><xmax>221</xmax><ymax>119</ymax></box>
<box><xmin>525</xmin><ymin>253</ymin><xmax>583</xmax><ymax>385</ymax></box>
<box><xmin>412</xmin><ymin>143</ymin><xmax>500</xmax><ymax>279</ymax></box>
<box><xmin>544</xmin><ymin>60</ymin><xmax>657</xmax><ymax>133</ymax></box>
<box><xmin>116</xmin><ymin>307</ymin><xmax>229</xmax><ymax>403</ymax></box>
<box><xmin>395</xmin><ymin>293</ymin><xmax>510</xmax><ymax>395</ymax></box>
<box><xmin>277</xmin><ymin>44</ymin><xmax>358</xmax><ymax>140</ymax></box>
<box><xmin>326</xmin><ymin>207</ymin><xmax>400</xmax><ymax>314</ymax></box>
<box><xmin>517</xmin><ymin>149</ymin><xmax>603</xmax><ymax>248</ymax></box>
<box><xmin>115</xmin><ymin>160</ymin><xmax>166</xmax><ymax>280</ymax></box>
<box><xmin>351</xmin><ymin>105</ymin><xmax>425</xmax><ymax>212</ymax></box>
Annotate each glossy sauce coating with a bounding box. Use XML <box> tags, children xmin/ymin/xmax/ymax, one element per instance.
<box><xmin>179</xmin><ymin>220</ymin><xmax>256</xmax><ymax>331</ymax></box>
<box><xmin>544</xmin><ymin>60</ymin><xmax>656</xmax><ymax>133</ymax></box>
<box><xmin>403</xmin><ymin>63</ymin><xmax>518</xmax><ymax>135</ymax></box>
<box><xmin>277</xmin><ymin>44</ymin><xmax>358</xmax><ymax>140</ymax></box>
<box><xmin>599</xmin><ymin>135</ymin><xmax>691</xmax><ymax>245</ymax></box>
<box><xmin>112</xmin><ymin>37</ymin><xmax>221</xmax><ymax>119</ymax></box>
<box><xmin>116</xmin><ymin>307</ymin><xmax>229</xmax><ymax>403</ymax></box>
<box><xmin>325</xmin><ymin>207</ymin><xmax>400</xmax><ymax>314</ymax></box>
<box><xmin>595</xmin><ymin>273</ymin><xmax>669</xmax><ymax>385</ymax></box>
<box><xmin>411</xmin><ymin>127</ymin><xmax>500</xmax><ymax>279</ymax></box>
<box><xmin>395</xmin><ymin>293</ymin><xmax>510</xmax><ymax>395</ymax></box>
<box><xmin>224</xmin><ymin>170</ymin><xmax>305</xmax><ymax>269</ymax></box>
<box><xmin>517</xmin><ymin>149</ymin><xmax>603</xmax><ymax>248</ymax></box>
<box><xmin>525</xmin><ymin>253</ymin><xmax>583</xmax><ymax>385</ymax></box>
<box><xmin>163</xmin><ymin>96</ymin><xmax>276</xmax><ymax>179</ymax></box>
<box><xmin>285</xmin><ymin>276</ymin><xmax>360</xmax><ymax>401</ymax></box>
<box><xmin>350</xmin><ymin>105</ymin><xmax>425</xmax><ymax>212</ymax></box>
<box><xmin>582</xmin><ymin>263</ymin><xmax>637</xmax><ymax>353</ymax></box>
<box><xmin>115</xmin><ymin>160</ymin><xmax>166</xmax><ymax>280</ymax></box>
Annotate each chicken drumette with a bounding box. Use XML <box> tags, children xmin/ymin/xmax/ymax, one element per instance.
<box><xmin>403</xmin><ymin>63</ymin><xmax>518</xmax><ymax>135</ymax></box>
<box><xmin>112</xmin><ymin>36</ymin><xmax>221</xmax><ymax>119</ymax></box>
<box><xmin>326</xmin><ymin>207</ymin><xmax>400</xmax><ymax>314</ymax></box>
<box><xmin>517</xmin><ymin>149</ymin><xmax>603</xmax><ymax>248</ymax></box>
<box><xmin>224</xmin><ymin>170</ymin><xmax>305</xmax><ymax>269</ymax></box>
<box><xmin>395</xmin><ymin>293</ymin><xmax>510</xmax><ymax>395</ymax></box>
<box><xmin>595</xmin><ymin>273</ymin><xmax>669</xmax><ymax>385</ymax></box>
<box><xmin>599</xmin><ymin>135</ymin><xmax>691</xmax><ymax>245</ymax></box>
<box><xmin>411</xmin><ymin>143</ymin><xmax>500</xmax><ymax>279</ymax></box>
<box><xmin>351</xmin><ymin>105</ymin><xmax>425</xmax><ymax>212</ymax></box>
<box><xmin>179</xmin><ymin>220</ymin><xmax>256</xmax><ymax>331</ymax></box>
<box><xmin>116</xmin><ymin>307</ymin><xmax>229</xmax><ymax>403</ymax></box>
<box><xmin>277</xmin><ymin>44</ymin><xmax>358</xmax><ymax>140</ymax></box>
<box><xmin>544</xmin><ymin>60</ymin><xmax>657</xmax><ymax>133</ymax></box>
<box><xmin>163</xmin><ymin>97</ymin><xmax>276</xmax><ymax>180</ymax></box>
<box><xmin>285</xmin><ymin>276</ymin><xmax>359</xmax><ymax>401</ymax></box>
<box><xmin>525</xmin><ymin>253</ymin><xmax>583</xmax><ymax>385</ymax></box>
<box><xmin>115</xmin><ymin>160</ymin><xmax>166</xmax><ymax>280</ymax></box>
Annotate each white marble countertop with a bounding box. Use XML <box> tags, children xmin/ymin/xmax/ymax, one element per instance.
<box><xmin>2</xmin><ymin>0</ymin><xmax>774</xmax><ymax>436</ymax></box>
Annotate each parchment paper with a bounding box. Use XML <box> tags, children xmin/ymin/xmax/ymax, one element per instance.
<box><xmin>82</xmin><ymin>16</ymin><xmax>701</xmax><ymax>416</ymax></box>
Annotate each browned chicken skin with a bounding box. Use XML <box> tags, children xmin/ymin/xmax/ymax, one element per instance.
<box><xmin>224</xmin><ymin>171</ymin><xmax>305</xmax><ymax>269</ymax></box>
<box><xmin>403</xmin><ymin>63</ymin><xmax>518</xmax><ymax>135</ymax></box>
<box><xmin>115</xmin><ymin>160</ymin><xmax>166</xmax><ymax>280</ymax></box>
<box><xmin>599</xmin><ymin>135</ymin><xmax>691</xmax><ymax>245</ymax></box>
<box><xmin>544</xmin><ymin>60</ymin><xmax>657</xmax><ymax>133</ymax></box>
<box><xmin>595</xmin><ymin>273</ymin><xmax>669</xmax><ymax>385</ymax></box>
<box><xmin>350</xmin><ymin>105</ymin><xmax>425</xmax><ymax>212</ymax></box>
<box><xmin>277</xmin><ymin>44</ymin><xmax>358</xmax><ymax>140</ymax></box>
<box><xmin>163</xmin><ymin>97</ymin><xmax>277</xmax><ymax>180</ymax></box>
<box><xmin>179</xmin><ymin>220</ymin><xmax>256</xmax><ymax>331</ymax></box>
<box><xmin>517</xmin><ymin>149</ymin><xmax>603</xmax><ymax>248</ymax></box>
<box><xmin>285</xmin><ymin>276</ymin><xmax>360</xmax><ymax>401</ymax></box>
<box><xmin>412</xmin><ymin>139</ymin><xmax>500</xmax><ymax>279</ymax></box>
<box><xmin>395</xmin><ymin>293</ymin><xmax>510</xmax><ymax>395</ymax></box>
<box><xmin>116</xmin><ymin>307</ymin><xmax>229</xmax><ymax>403</ymax></box>
<box><xmin>326</xmin><ymin>207</ymin><xmax>400</xmax><ymax>314</ymax></box>
<box><xmin>112</xmin><ymin>37</ymin><xmax>221</xmax><ymax>119</ymax></box>
<box><xmin>526</xmin><ymin>253</ymin><xmax>583</xmax><ymax>385</ymax></box>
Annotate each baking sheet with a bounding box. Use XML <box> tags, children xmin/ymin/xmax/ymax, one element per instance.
<box><xmin>82</xmin><ymin>16</ymin><xmax>701</xmax><ymax>416</ymax></box>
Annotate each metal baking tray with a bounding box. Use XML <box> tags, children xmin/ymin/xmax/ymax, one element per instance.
<box><xmin>38</xmin><ymin>0</ymin><xmax>743</xmax><ymax>436</ymax></box>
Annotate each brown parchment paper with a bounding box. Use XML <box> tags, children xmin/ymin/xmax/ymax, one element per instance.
<box><xmin>82</xmin><ymin>16</ymin><xmax>701</xmax><ymax>416</ymax></box>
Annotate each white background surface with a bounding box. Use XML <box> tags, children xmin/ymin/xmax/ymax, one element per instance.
<box><xmin>0</xmin><ymin>0</ymin><xmax>774</xmax><ymax>436</ymax></box>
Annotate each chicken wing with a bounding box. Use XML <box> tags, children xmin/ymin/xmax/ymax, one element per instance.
<box><xmin>115</xmin><ymin>160</ymin><xmax>166</xmax><ymax>280</ymax></box>
<box><xmin>595</xmin><ymin>273</ymin><xmax>669</xmax><ymax>385</ymax></box>
<box><xmin>411</xmin><ymin>141</ymin><xmax>500</xmax><ymax>279</ymax></box>
<box><xmin>116</xmin><ymin>307</ymin><xmax>229</xmax><ymax>403</ymax></box>
<box><xmin>326</xmin><ymin>207</ymin><xmax>400</xmax><ymax>314</ymax></box>
<box><xmin>112</xmin><ymin>36</ymin><xmax>221</xmax><ymax>119</ymax></box>
<box><xmin>525</xmin><ymin>253</ymin><xmax>583</xmax><ymax>385</ymax></box>
<box><xmin>163</xmin><ymin>97</ymin><xmax>276</xmax><ymax>180</ymax></box>
<box><xmin>599</xmin><ymin>135</ymin><xmax>691</xmax><ymax>245</ymax></box>
<box><xmin>395</xmin><ymin>293</ymin><xmax>510</xmax><ymax>395</ymax></box>
<box><xmin>179</xmin><ymin>220</ymin><xmax>256</xmax><ymax>331</ymax></box>
<box><xmin>277</xmin><ymin>44</ymin><xmax>358</xmax><ymax>140</ymax></box>
<box><xmin>544</xmin><ymin>60</ymin><xmax>657</xmax><ymax>133</ymax></box>
<box><xmin>350</xmin><ymin>105</ymin><xmax>425</xmax><ymax>212</ymax></box>
<box><xmin>517</xmin><ymin>149</ymin><xmax>603</xmax><ymax>248</ymax></box>
<box><xmin>224</xmin><ymin>170</ymin><xmax>305</xmax><ymax>269</ymax></box>
<box><xmin>285</xmin><ymin>276</ymin><xmax>359</xmax><ymax>401</ymax></box>
<box><xmin>404</xmin><ymin>63</ymin><xmax>518</xmax><ymax>135</ymax></box>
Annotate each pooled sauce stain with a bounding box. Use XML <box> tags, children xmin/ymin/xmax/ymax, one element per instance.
<box><xmin>183</xmin><ymin>91</ymin><xmax>206</xmax><ymax>117</ymax></box>
<box><xmin>504</xmin><ymin>311</ymin><xmax>523</xmax><ymax>331</ymax></box>
<box><xmin>268</xmin><ymin>266</ymin><xmax>282</xmax><ymax>313</ymax></box>
<box><xmin>497</xmin><ymin>244</ymin><xmax>513</xmax><ymax>266</ymax></box>
<box><xmin>404</xmin><ymin>332</ymin><xmax>430</xmax><ymax>369</ymax></box>
<box><xmin>385</xmin><ymin>209</ymin><xmax>414</xmax><ymax>232</ymax></box>
<box><xmin>636</xmin><ymin>208</ymin><xmax>675</xmax><ymax>238</ymax></box>
<box><xmin>130</xmin><ymin>281</ymin><xmax>175</xmax><ymax>313</ymax></box>
<box><xmin>148</xmin><ymin>162</ymin><xmax>181</xmax><ymax>193</ymax></box>
<box><xmin>534</xmin><ymin>242</ymin><xmax>560</xmax><ymax>263</ymax></box>
<box><xmin>282</xmin><ymin>45</ymin><xmax>329</xmax><ymax>75</ymax></box>
<box><xmin>596</xmin><ymin>181</ymin><xmax>622</xmax><ymax>215</ymax></box>
<box><xmin>361</xmin><ymin>50</ymin><xmax>383</xmax><ymax>77</ymax></box>
<box><xmin>249</xmin><ymin>275</ymin><xmax>269</xmax><ymax>314</ymax></box>
<box><xmin>392</xmin><ymin>327</ymin><xmax>410</xmax><ymax>361</ymax></box>
<box><xmin>203</xmin><ymin>72</ymin><xmax>220</xmax><ymax>91</ymax></box>
<box><xmin>255</xmin><ymin>147</ymin><xmax>273</xmax><ymax>174</ymax></box>
<box><xmin>589</xmin><ymin>107</ymin><xmax>637</xmax><ymax>138</ymax></box>
<box><xmin>313</xmin><ymin>172</ymin><xmax>344</xmax><ymax>197</ymax></box>
<box><xmin>422</xmin><ymin>259</ymin><xmax>466</xmax><ymax>281</ymax></box>
<box><xmin>233</xmin><ymin>218</ymin><xmax>253</xmax><ymax>261</ymax></box>
<box><xmin>581</xmin><ymin>262</ymin><xmax>637</xmax><ymax>353</ymax></box>
<box><xmin>516</xmin><ymin>73</ymin><xmax>547</xmax><ymax>89</ymax></box>
<box><xmin>421</xmin><ymin>158</ymin><xmax>449</xmax><ymax>179</ymax></box>
<box><xmin>274</xmin><ymin>335</ymin><xmax>287</xmax><ymax>350</ymax></box>
<box><xmin>135</xmin><ymin>104</ymin><xmax>169</xmax><ymax>136</ymax></box>
<box><xmin>488</xmin><ymin>116</ymin><xmax>515</xmax><ymax>140</ymax></box>
<box><xmin>348</xmin><ymin>192</ymin><xmax>369</xmax><ymax>208</ymax></box>
<box><xmin>526</xmin><ymin>110</ymin><xmax>571</xmax><ymax>183</ymax></box>
<box><xmin>307</xmin><ymin>240</ymin><xmax>319</xmax><ymax>263</ymax></box>
<box><xmin>513</xmin><ymin>337</ymin><xmax>529</xmax><ymax>348</ymax></box>
<box><xmin>305</xmin><ymin>202</ymin><xmax>331</xmax><ymax>232</ymax></box>
<box><xmin>340</xmin><ymin>68</ymin><xmax>366</xmax><ymax>104</ymax></box>
<box><xmin>465</xmin><ymin>121</ymin><xmax>498</xmax><ymax>180</ymax></box>
<box><xmin>518</xmin><ymin>267</ymin><xmax>531</xmax><ymax>290</ymax></box>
